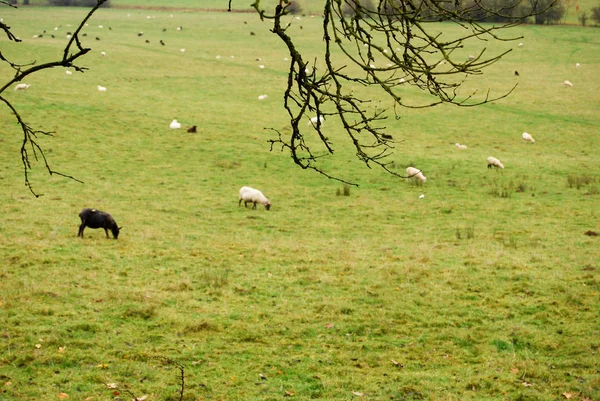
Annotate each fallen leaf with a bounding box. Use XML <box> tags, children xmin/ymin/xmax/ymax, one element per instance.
<box><xmin>259</xmin><ymin>373</ymin><xmax>267</xmax><ymax>380</ymax></box>
<box><xmin>510</xmin><ymin>367</ymin><xmax>519</xmax><ymax>374</ymax></box>
<box><xmin>135</xmin><ymin>396</ymin><xmax>148</xmax><ymax>401</ymax></box>
<box><xmin>84</xmin><ymin>397</ymin><xmax>94</xmax><ymax>401</ymax></box>
<box><xmin>96</xmin><ymin>364</ymin><xmax>108</xmax><ymax>369</ymax></box>
<box><xmin>352</xmin><ymin>391</ymin><xmax>364</xmax><ymax>397</ymax></box>
<box><xmin>105</xmin><ymin>383</ymin><xmax>118</xmax><ymax>389</ymax></box>
<box><xmin>35</xmin><ymin>344</ymin><xmax>42</xmax><ymax>349</ymax></box>
<box><xmin>58</xmin><ymin>393</ymin><xmax>69</xmax><ymax>399</ymax></box>
<box><xmin>284</xmin><ymin>390</ymin><xmax>295</xmax><ymax>397</ymax></box>
<box><xmin>58</xmin><ymin>347</ymin><xmax>66</xmax><ymax>353</ymax></box>
<box><xmin>4</xmin><ymin>382</ymin><xmax>12</xmax><ymax>387</ymax></box>
<box><xmin>325</xmin><ymin>323</ymin><xmax>334</xmax><ymax>329</ymax></box>
<box><xmin>562</xmin><ymin>392</ymin><xmax>573</xmax><ymax>399</ymax></box>
<box><xmin>522</xmin><ymin>381</ymin><xmax>532</xmax><ymax>387</ymax></box>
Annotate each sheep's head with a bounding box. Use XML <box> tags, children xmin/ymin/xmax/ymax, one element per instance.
<box><xmin>265</xmin><ymin>202</ymin><xmax>271</xmax><ymax>211</ymax></box>
<box><xmin>112</xmin><ymin>226</ymin><xmax>122</xmax><ymax>239</ymax></box>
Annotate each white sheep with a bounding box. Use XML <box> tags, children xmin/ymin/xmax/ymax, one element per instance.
<box><xmin>522</xmin><ymin>132</ymin><xmax>535</xmax><ymax>143</ymax></box>
<box><xmin>455</xmin><ymin>143</ymin><xmax>467</xmax><ymax>150</ymax></box>
<box><xmin>169</xmin><ymin>119</ymin><xmax>181</xmax><ymax>129</ymax></box>
<box><xmin>406</xmin><ymin>166</ymin><xmax>427</xmax><ymax>183</ymax></box>
<box><xmin>97</xmin><ymin>85</ymin><xmax>107</xmax><ymax>92</ymax></box>
<box><xmin>564</xmin><ymin>80</ymin><xmax>573</xmax><ymax>87</ymax></box>
<box><xmin>487</xmin><ymin>156</ymin><xmax>504</xmax><ymax>169</ymax></box>
<box><xmin>258</xmin><ymin>94</ymin><xmax>268</xmax><ymax>100</ymax></box>
<box><xmin>239</xmin><ymin>186</ymin><xmax>271</xmax><ymax>210</ymax></box>
<box><xmin>14</xmin><ymin>83</ymin><xmax>30</xmax><ymax>91</ymax></box>
<box><xmin>65</xmin><ymin>70</ymin><xmax>72</xmax><ymax>75</ymax></box>
<box><xmin>576</xmin><ymin>63</ymin><xmax>581</xmax><ymax>69</ymax></box>
<box><xmin>308</xmin><ymin>115</ymin><xmax>325</xmax><ymax>127</ymax></box>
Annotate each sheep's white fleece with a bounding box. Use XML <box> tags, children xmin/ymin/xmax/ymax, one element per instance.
<box><xmin>14</xmin><ymin>83</ymin><xmax>30</xmax><ymax>91</ymax></box>
<box><xmin>239</xmin><ymin>186</ymin><xmax>271</xmax><ymax>210</ymax></box>
<box><xmin>406</xmin><ymin>167</ymin><xmax>427</xmax><ymax>183</ymax></box>
<box><xmin>487</xmin><ymin>156</ymin><xmax>504</xmax><ymax>169</ymax></box>
<box><xmin>522</xmin><ymin>132</ymin><xmax>535</xmax><ymax>143</ymax></box>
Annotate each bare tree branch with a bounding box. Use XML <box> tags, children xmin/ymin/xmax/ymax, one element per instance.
<box><xmin>249</xmin><ymin>0</ymin><xmax>553</xmax><ymax>184</ymax></box>
<box><xmin>0</xmin><ymin>0</ymin><xmax>107</xmax><ymax>196</ymax></box>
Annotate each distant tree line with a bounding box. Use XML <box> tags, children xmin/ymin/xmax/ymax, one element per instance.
<box><xmin>338</xmin><ymin>0</ymin><xmax>569</xmax><ymax>24</ymax></box>
<box><xmin>303</xmin><ymin>0</ymin><xmax>600</xmax><ymax>26</ymax></box>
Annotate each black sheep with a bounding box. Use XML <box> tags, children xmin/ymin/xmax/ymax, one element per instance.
<box><xmin>78</xmin><ymin>208</ymin><xmax>121</xmax><ymax>239</ymax></box>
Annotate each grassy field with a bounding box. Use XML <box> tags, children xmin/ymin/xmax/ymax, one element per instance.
<box><xmin>1</xmin><ymin>3</ymin><xmax>599</xmax><ymax>401</ymax></box>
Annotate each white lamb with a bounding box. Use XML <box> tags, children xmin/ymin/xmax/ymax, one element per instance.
<box><xmin>455</xmin><ymin>143</ymin><xmax>467</xmax><ymax>150</ymax></box>
<box><xmin>169</xmin><ymin>119</ymin><xmax>181</xmax><ymax>129</ymax></box>
<box><xmin>522</xmin><ymin>132</ymin><xmax>535</xmax><ymax>143</ymax></box>
<box><xmin>97</xmin><ymin>85</ymin><xmax>107</xmax><ymax>92</ymax></box>
<box><xmin>564</xmin><ymin>80</ymin><xmax>573</xmax><ymax>87</ymax></box>
<box><xmin>487</xmin><ymin>156</ymin><xmax>504</xmax><ymax>169</ymax></box>
<box><xmin>239</xmin><ymin>186</ymin><xmax>271</xmax><ymax>210</ymax></box>
<box><xmin>406</xmin><ymin>166</ymin><xmax>427</xmax><ymax>183</ymax></box>
<box><xmin>14</xmin><ymin>83</ymin><xmax>30</xmax><ymax>91</ymax></box>
<box><xmin>308</xmin><ymin>115</ymin><xmax>325</xmax><ymax>127</ymax></box>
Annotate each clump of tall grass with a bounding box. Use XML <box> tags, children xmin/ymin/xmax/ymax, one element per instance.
<box><xmin>455</xmin><ymin>226</ymin><xmax>475</xmax><ymax>240</ymax></box>
<box><xmin>336</xmin><ymin>184</ymin><xmax>351</xmax><ymax>196</ymax></box>
<box><xmin>567</xmin><ymin>174</ymin><xmax>597</xmax><ymax>189</ymax></box>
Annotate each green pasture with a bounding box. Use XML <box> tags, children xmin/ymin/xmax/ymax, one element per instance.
<box><xmin>1</xmin><ymin>4</ymin><xmax>599</xmax><ymax>401</ymax></box>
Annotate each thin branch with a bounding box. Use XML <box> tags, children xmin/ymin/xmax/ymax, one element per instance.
<box><xmin>0</xmin><ymin>0</ymin><xmax>106</xmax><ymax>196</ymax></box>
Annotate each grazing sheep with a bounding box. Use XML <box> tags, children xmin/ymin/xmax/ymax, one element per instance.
<box><xmin>100</xmin><ymin>51</ymin><xmax>106</xmax><ymax>56</ymax></box>
<box><xmin>564</xmin><ymin>80</ymin><xmax>573</xmax><ymax>87</ymax></box>
<box><xmin>576</xmin><ymin>63</ymin><xmax>581</xmax><ymax>69</ymax></box>
<box><xmin>308</xmin><ymin>115</ymin><xmax>325</xmax><ymax>127</ymax></box>
<box><xmin>406</xmin><ymin>166</ymin><xmax>427</xmax><ymax>183</ymax></box>
<box><xmin>487</xmin><ymin>156</ymin><xmax>504</xmax><ymax>169</ymax></box>
<box><xmin>170</xmin><ymin>119</ymin><xmax>181</xmax><ymax>129</ymax></box>
<box><xmin>97</xmin><ymin>85</ymin><xmax>107</xmax><ymax>92</ymax></box>
<box><xmin>14</xmin><ymin>83</ymin><xmax>30</xmax><ymax>91</ymax></box>
<box><xmin>187</xmin><ymin>125</ymin><xmax>197</xmax><ymax>133</ymax></box>
<box><xmin>258</xmin><ymin>94</ymin><xmax>268</xmax><ymax>100</ymax></box>
<box><xmin>78</xmin><ymin>208</ymin><xmax>121</xmax><ymax>239</ymax></box>
<box><xmin>455</xmin><ymin>143</ymin><xmax>467</xmax><ymax>150</ymax></box>
<box><xmin>239</xmin><ymin>186</ymin><xmax>271</xmax><ymax>210</ymax></box>
<box><xmin>522</xmin><ymin>132</ymin><xmax>535</xmax><ymax>143</ymax></box>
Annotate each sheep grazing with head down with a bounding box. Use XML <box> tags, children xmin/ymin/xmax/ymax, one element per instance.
<box><xmin>522</xmin><ymin>132</ymin><xmax>535</xmax><ymax>143</ymax></box>
<box><xmin>406</xmin><ymin>166</ymin><xmax>427</xmax><ymax>183</ymax></box>
<box><xmin>239</xmin><ymin>186</ymin><xmax>271</xmax><ymax>210</ymax></box>
<box><xmin>78</xmin><ymin>208</ymin><xmax>121</xmax><ymax>239</ymax></box>
<box><xmin>14</xmin><ymin>83</ymin><xmax>30</xmax><ymax>91</ymax></box>
<box><xmin>487</xmin><ymin>156</ymin><xmax>504</xmax><ymax>169</ymax></box>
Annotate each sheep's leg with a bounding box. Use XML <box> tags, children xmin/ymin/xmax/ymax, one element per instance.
<box><xmin>78</xmin><ymin>223</ymin><xmax>85</xmax><ymax>238</ymax></box>
<box><xmin>244</xmin><ymin>201</ymin><xmax>250</xmax><ymax>208</ymax></box>
<box><xmin>238</xmin><ymin>199</ymin><xmax>243</xmax><ymax>207</ymax></box>
<box><xmin>104</xmin><ymin>228</ymin><xmax>110</xmax><ymax>238</ymax></box>
<box><xmin>252</xmin><ymin>202</ymin><xmax>257</xmax><ymax>209</ymax></box>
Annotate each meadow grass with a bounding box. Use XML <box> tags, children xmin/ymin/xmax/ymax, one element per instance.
<box><xmin>0</xmin><ymin>4</ymin><xmax>599</xmax><ymax>401</ymax></box>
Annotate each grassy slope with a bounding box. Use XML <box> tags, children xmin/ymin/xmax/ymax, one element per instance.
<box><xmin>0</xmin><ymin>5</ymin><xmax>599</xmax><ymax>401</ymax></box>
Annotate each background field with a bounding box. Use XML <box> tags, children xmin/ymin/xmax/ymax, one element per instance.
<box><xmin>0</xmin><ymin>3</ymin><xmax>599</xmax><ymax>401</ymax></box>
